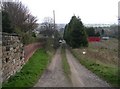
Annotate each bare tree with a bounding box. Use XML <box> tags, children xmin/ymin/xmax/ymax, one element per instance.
<box><xmin>42</xmin><ymin>17</ymin><xmax>54</xmax><ymax>30</ymax></box>
<box><xmin>2</xmin><ymin>0</ymin><xmax>38</xmax><ymax>33</ymax></box>
<box><xmin>39</xmin><ymin>17</ymin><xmax>54</xmax><ymax>37</ymax></box>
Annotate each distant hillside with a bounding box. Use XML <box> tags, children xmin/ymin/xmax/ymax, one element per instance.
<box><xmin>35</xmin><ymin>23</ymin><xmax>118</xmax><ymax>38</ymax></box>
<box><xmin>93</xmin><ymin>25</ymin><xmax>118</xmax><ymax>38</ymax></box>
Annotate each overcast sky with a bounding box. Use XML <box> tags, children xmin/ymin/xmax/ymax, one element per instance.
<box><xmin>20</xmin><ymin>0</ymin><xmax>119</xmax><ymax>24</ymax></box>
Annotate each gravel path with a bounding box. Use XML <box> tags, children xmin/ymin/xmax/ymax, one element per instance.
<box><xmin>34</xmin><ymin>48</ymin><xmax>72</xmax><ymax>87</ymax></box>
<box><xmin>66</xmin><ymin>49</ymin><xmax>110</xmax><ymax>87</ymax></box>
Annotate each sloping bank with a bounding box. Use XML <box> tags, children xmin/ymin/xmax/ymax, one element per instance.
<box><xmin>70</xmin><ymin>48</ymin><xmax>119</xmax><ymax>87</ymax></box>
<box><xmin>2</xmin><ymin>48</ymin><xmax>51</xmax><ymax>88</ymax></box>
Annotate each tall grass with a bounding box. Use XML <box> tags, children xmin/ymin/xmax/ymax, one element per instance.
<box><xmin>71</xmin><ymin>49</ymin><xmax>119</xmax><ymax>87</ymax></box>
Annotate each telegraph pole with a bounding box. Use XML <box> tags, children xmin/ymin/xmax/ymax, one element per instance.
<box><xmin>53</xmin><ymin>10</ymin><xmax>55</xmax><ymax>30</ymax></box>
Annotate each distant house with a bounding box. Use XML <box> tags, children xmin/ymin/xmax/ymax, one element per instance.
<box><xmin>88</xmin><ymin>37</ymin><xmax>101</xmax><ymax>42</ymax></box>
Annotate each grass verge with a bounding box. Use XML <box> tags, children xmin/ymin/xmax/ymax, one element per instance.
<box><xmin>2</xmin><ymin>48</ymin><xmax>50</xmax><ymax>88</ymax></box>
<box><xmin>61</xmin><ymin>44</ymin><xmax>71</xmax><ymax>81</ymax></box>
<box><xmin>70</xmin><ymin>49</ymin><xmax>119</xmax><ymax>87</ymax></box>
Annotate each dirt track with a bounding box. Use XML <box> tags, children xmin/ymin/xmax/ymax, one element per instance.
<box><xmin>34</xmin><ymin>47</ymin><xmax>110</xmax><ymax>87</ymax></box>
<box><xmin>66</xmin><ymin>49</ymin><xmax>110</xmax><ymax>87</ymax></box>
<box><xmin>34</xmin><ymin>48</ymin><xmax>72</xmax><ymax>87</ymax></box>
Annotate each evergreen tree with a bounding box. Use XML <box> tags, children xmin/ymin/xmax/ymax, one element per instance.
<box><xmin>95</xmin><ymin>31</ymin><xmax>100</xmax><ymax>37</ymax></box>
<box><xmin>63</xmin><ymin>16</ymin><xmax>88</xmax><ymax>48</ymax></box>
<box><xmin>86</xmin><ymin>27</ymin><xmax>96</xmax><ymax>37</ymax></box>
<box><xmin>86</xmin><ymin>27</ymin><xmax>101</xmax><ymax>37</ymax></box>
<box><xmin>101</xmin><ymin>29</ymin><xmax>105</xmax><ymax>36</ymax></box>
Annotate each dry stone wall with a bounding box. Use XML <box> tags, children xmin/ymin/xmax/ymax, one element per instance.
<box><xmin>2</xmin><ymin>33</ymin><xmax>25</xmax><ymax>82</ymax></box>
<box><xmin>0</xmin><ymin>44</ymin><xmax>2</xmax><ymax>87</ymax></box>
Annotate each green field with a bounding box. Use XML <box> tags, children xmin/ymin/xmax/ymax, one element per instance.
<box><xmin>2</xmin><ymin>49</ymin><xmax>50</xmax><ymax>88</ymax></box>
<box><xmin>71</xmin><ymin>38</ymin><xmax>119</xmax><ymax>86</ymax></box>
